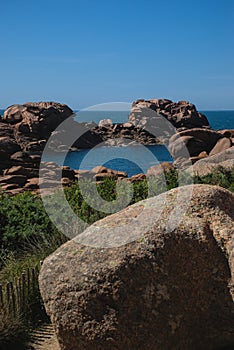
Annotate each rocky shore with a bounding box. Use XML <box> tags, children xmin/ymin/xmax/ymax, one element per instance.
<box><xmin>0</xmin><ymin>99</ymin><xmax>233</xmax><ymax>194</ymax></box>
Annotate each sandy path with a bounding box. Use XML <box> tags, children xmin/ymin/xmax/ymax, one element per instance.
<box><xmin>32</xmin><ymin>335</ymin><xmax>60</xmax><ymax>350</ymax></box>
<box><xmin>28</xmin><ymin>324</ymin><xmax>60</xmax><ymax>350</ymax></box>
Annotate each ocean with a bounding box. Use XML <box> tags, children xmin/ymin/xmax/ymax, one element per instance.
<box><xmin>1</xmin><ymin>109</ymin><xmax>234</xmax><ymax>129</ymax></box>
<box><xmin>1</xmin><ymin>109</ymin><xmax>234</xmax><ymax>176</ymax></box>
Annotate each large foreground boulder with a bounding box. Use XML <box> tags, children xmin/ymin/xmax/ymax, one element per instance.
<box><xmin>39</xmin><ymin>185</ymin><xmax>234</xmax><ymax>350</ymax></box>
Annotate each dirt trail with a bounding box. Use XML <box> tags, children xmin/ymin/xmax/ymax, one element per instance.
<box><xmin>28</xmin><ymin>324</ymin><xmax>60</xmax><ymax>350</ymax></box>
<box><xmin>33</xmin><ymin>335</ymin><xmax>60</xmax><ymax>350</ymax></box>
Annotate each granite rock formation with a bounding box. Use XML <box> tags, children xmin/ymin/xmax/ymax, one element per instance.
<box><xmin>168</xmin><ymin>129</ymin><xmax>234</xmax><ymax>167</ymax></box>
<box><xmin>129</xmin><ymin>100</ymin><xmax>233</xmax><ymax>167</ymax></box>
<box><xmin>92</xmin><ymin>122</ymin><xmax>159</xmax><ymax>146</ymax></box>
<box><xmin>128</xmin><ymin>99</ymin><xmax>210</xmax><ymax>131</ymax></box>
<box><xmin>39</xmin><ymin>184</ymin><xmax>234</xmax><ymax>350</ymax></box>
<box><xmin>0</xmin><ymin>102</ymin><xmax>104</xmax><ymax>194</ymax></box>
<box><xmin>0</xmin><ymin>100</ymin><xmax>233</xmax><ymax>194</ymax></box>
<box><xmin>186</xmin><ymin>147</ymin><xmax>234</xmax><ymax>177</ymax></box>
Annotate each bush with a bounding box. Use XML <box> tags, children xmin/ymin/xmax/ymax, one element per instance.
<box><xmin>194</xmin><ymin>166</ymin><xmax>234</xmax><ymax>192</ymax></box>
<box><xmin>0</xmin><ymin>191</ymin><xmax>61</xmax><ymax>257</ymax></box>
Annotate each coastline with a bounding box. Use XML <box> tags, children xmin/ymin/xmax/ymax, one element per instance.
<box><xmin>0</xmin><ymin>99</ymin><xmax>233</xmax><ymax>195</ymax></box>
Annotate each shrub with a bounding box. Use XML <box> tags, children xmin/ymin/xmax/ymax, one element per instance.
<box><xmin>194</xmin><ymin>166</ymin><xmax>234</xmax><ymax>192</ymax></box>
<box><xmin>0</xmin><ymin>191</ymin><xmax>61</xmax><ymax>257</ymax></box>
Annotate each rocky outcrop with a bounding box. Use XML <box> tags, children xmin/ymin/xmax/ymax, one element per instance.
<box><xmin>1</xmin><ymin>102</ymin><xmax>105</xmax><ymax>153</ymax></box>
<box><xmin>209</xmin><ymin>137</ymin><xmax>232</xmax><ymax>156</ymax></box>
<box><xmin>0</xmin><ymin>163</ymin><xmax>128</xmax><ymax>196</ymax></box>
<box><xmin>168</xmin><ymin>129</ymin><xmax>234</xmax><ymax>167</ymax></box>
<box><xmin>0</xmin><ymin>101</ymin><xmax>163</xmax><ymax>194</ymax></box>
<box><xmin>147</xmin><ymin>161</ymin><xmax>174</xmax><ymax>177</ymax></box>
<box><xmin>169</xmin><ymin>128</ymin><xmax>222</xmax><ymax>157</ymax></box>
<box><xmin>92</xmin><ymin>122</ymin><xmax>159</xmax><ymax>146</ymax></box>
<box><xmin>90</xmin><ymin>166</ymin><xmax>127</xmax><ymax>182</ymax></box>
<box><xmin>0</xmin><ymin>102</ymin><xmax>105</xmax><ymax>194</ymax></box>
<box><xmin>0</xmin><ymin>102</ymin><xmax>70</xmax><ymax>193</ymax></box>
<box><xmin>128</xmin><ymin>99</ymin><xmax>234</xmax><ymax>167</ymax></box>
<box><xmin>3</xmin><ymin>102</ymin><xmax>73</xmax><ymax>150</ymax></box>
<box><xmin>98</xmin><ymin>119</ymin><xmax>113</xmax><ymax>128</ymax></box>
<box><xmin>186</xmin><ymin>147</ymin><xmax>234</xmax><ymax>177</ymax></box>
<box><xmin>129</xmin><ymin>99</ymin><xmax>210</xmax><ymax>131</ymax></box>
<box><xmin>39</xmin><ymin>185</ymin><xmax>234</xmax><ymax>350</ymax></box>
<box><xmin>0</xmin><ymin>100</ymin><xmax>233</xmax><ymax>194</ymax></box>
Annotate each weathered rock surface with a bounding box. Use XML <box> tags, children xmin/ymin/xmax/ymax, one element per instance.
<box><xmin>3</xmin><ymin>102</ymin><xmax>73</xmax><ymax>150</ymax></box>
<box><xmin>129</xmin><ymin>99</ymin><xmax>210</xmax><ymax>131</ymax></box>
<box><xmin>186</xmin><ymin>147</ymin><xmax>234</xmax><ymax>177</ymax></box>
<box><xmin>0</xmin><ymin>136</ymin><xmax>21</xmax><ymax>155</ymax></box>
<box><xmin>168</xmin><ymin>129</ymin><xmax>234</xmax><ymax>167</ymax></box>
<box><xmin>169</xmin><ymin>128</ymin><xmax>223</xmax><ymax>157</ymax></box>
<box><xmin>92</xmin><ymin>122</ymin><xmax>159</xmax><ymax>145</ymax></box>
<box><xmin>128</xmin><ymin>99</ymin><xmax>233</xmax><ymax>165</ymax></box>
<box><xmin>0</xmin><ymin>106</ymin><xmax>63</xmax><ymax>193</ymax></box>
<box><xmin>209</xmin><ymin>137</ymin><xmax>232</xmax><ymax>156</ymax></box>
<box><xmin>147</xmin><ymin>161</ymin><xmax>174</xmax><ymax>177</ymax></box>
<box><xmin>129</xmin><ymin>173</ymin><xmax>146</xmax><ymax>182</ymax></box>
<box><xmin>39</xmin><ymin>185</ymin><xmax>234</xmax><ymax>350</ymax></box>
<box><xmin>98</xmin><ymin>118</ymin><xmax>113</xmax><ymax>128</ymax></box>
<box><xmin>90</xmin><ymin>166</ymin><xmax>127</xmax><ymax>182</ymax></box>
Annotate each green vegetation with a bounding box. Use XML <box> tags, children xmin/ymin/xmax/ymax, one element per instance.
<box><xmin>194</xmin><ymin>165</ymin><xmax>234</xmax><ymax>192</ymax></box>
<box><xmin>0</xmin><ymin>192</ymin><xmax>58</xmax><ymax>257</ymax></box>
<box><xmin>0</xmin><ymin>165</ymin><xmax>233</xmax><ymax>348</ymax></box>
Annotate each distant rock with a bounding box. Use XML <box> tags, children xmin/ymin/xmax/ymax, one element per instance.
<box><xmin>1</xmin><ymin>101</ymin><xmax>73</xmax><ymax>154</ymax></box>
<box><xmin>169</xmin><ymin>128</ymin><xmax>222</xmax><ymax>157</ymax></box>
<box><xmin>0</xmin><ymin>136</ymin><xmax>21</xmax><ymax>155</ymax></box>
<box><xmin>186</xmin><ymin>147</ymin><xmax>234</xmax><ymax>176</ymax></box>
<box><xmin>129</xmin><ymin>99</ymin><xmax>210</xmax><ymax>131</ymax></box>
<box><xmin>0</xmin><ymin>102</ymin><xmax>75</xmax><ymax>193</ymax></box>
<box><xmin>92</xmin><ymin>122</ymin><xmax>159</xmax><ymax>146</ymax></box>
<box><xmin>39</xmin><ymin>185</ymin><xmax>234</xmax><ymax>350</ymax></box>
<box><xmin>168</xmin><ymin>128</ymin><xmax>233</xmax><ymax>167</ymax></box>
<box><xmin>209</xmin><ymin>137</ymin><xmax>232</xmax><ymax>156</ymax></box>
<box><xmin>0</xmin><ymin>102</ymin><xmax>104</xmax><ymax>194</ymax></box>
<box><xmin>98</xmin><ymin>118</ymin><xmax>113</xmax><ymax>128</ymax></box>
<box><xmin>147</xmin><ymin>161</ymin><xmax>174</xmax><ymax>177</ymax></box>
<box><xmin>91</xmin><ymin>165</ymin><xmax>127</xmax><ymax>181</ymax></box>
<box><xmin>0</xmin><ymin>99</ymin><xmax>233</xmax><ymax>194</ymax></box>
<box><xmin>129</xmin><ymin>173</ymin><xmax>146</xmax><ymax>182</ymax></box>
<box><xmin>3</xmin><ymin>101</ymin><xmax>72</xmax><ymax>125</ymax></box>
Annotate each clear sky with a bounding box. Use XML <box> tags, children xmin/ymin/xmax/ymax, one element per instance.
<box><xmin>0</xmin><ymin>0</ymin><xmax>234</xmax><ymax>110</ymax></box>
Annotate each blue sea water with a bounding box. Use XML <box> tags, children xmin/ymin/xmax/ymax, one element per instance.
<box><xmin>201</xmin><ymin>111</ymin><xmax>234</xmax><ymax>130</ymax></box>
<box><xmin>74</xmin><ymin>110</ymin><xmax>234</xmax><ymax>130</ymax></box>
<box><xmin>45</xmin><ymin>145</ymin><xmax>173</xmax><ymax>177</ymax></box>
<box><xmin>1</xmin><ymin>109</ymin><xmax>234</xmax><ymax>176</ymax></box>
<box><xmin>45</xmin><ymin>110</ymin><xmax>234</xmax><ymax>176</ymax></box>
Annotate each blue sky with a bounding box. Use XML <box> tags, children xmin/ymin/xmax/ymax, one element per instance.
<box><xmin>0</xmin><ymin>0</ymin><xmax>234</xmax><ymax>110</ymax></box>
